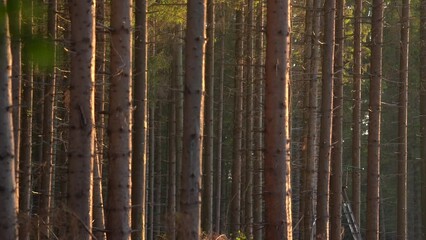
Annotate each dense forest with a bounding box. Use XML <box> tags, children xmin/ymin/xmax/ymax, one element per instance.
<box><xmin>0</xmin><ymin>0</ymin><xmax>425</xmax><ymax>239</ymax></box>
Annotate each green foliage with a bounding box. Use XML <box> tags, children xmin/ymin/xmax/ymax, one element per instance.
<box><xmin>150</xmin><ymin>0</ymin><xmax>187</xmax><ymax>25</ymax></box>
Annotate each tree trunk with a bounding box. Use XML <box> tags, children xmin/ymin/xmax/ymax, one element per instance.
<box><xmin>397</xmin><ymin>0</ymin><xmax>409</xmax><ymax>238</ymax></box>
<box><xmin>352</xmin><ymin>0</ymin><xmax>362</xmax><ymax>227</ymax></box>
<box><xmin>421</xmin><ymin>0</ymin><xmax>426</xmax><ymax>237</ymax></box>
<box><xmin>19</xmin><ymin>1</ymin><xmax>33</xmax><ymax>238</ymax></box>
<box><xmin>106</xmin><ymin>0</ymin><xmax>132</xmax><ymax>238</ymax></box>
<box><xmin>39</xmin><ymin>0</ymin><xmax>57</xmax><ymax>237</ymax></box>
<box><xmin>330</xmin><ymin>0</ymin><xmax>343</xmax><ymax>238</ymax></box>
<box><xmin>264</xmin><ymin>0</ymin><xmax>292</xmax><ymax>238</ymax></box>
<box><xmin>366</xmin><ymin>0</ymin><xmax>383</xmax><ymax>239</ymax></box>
<box><xmin>67</xmin><ymin>0</ymin><xmax>95</xmax><ymax>239</ymax></box>
<box><xmin>230</xmin><ymin>7</ymin><xmax>244</xmax><ymax>237</ymax></box>
<box><xmin>201</xmin><ymin>0</ymin><xmax>214</xmax><ymax>234</ymax></box>
<box><xmin>316</xmin><ymin>0</ymin><xmax>335</xmax><ymax>238</ymax></box>
<box><xmin>132</xmin><ymin>0</ymin><xmax>148</xmax><ymax>239</ymax></box>
<box><xmin>253</xmin><ymin>2</ymin><xmax>264</xmax><ymax>239</ymax></box>
<box><xmin>168</xmin><ymin>80</ymin><xmax>177</xmax><ymax>239</ymax></box>
<box><xmin>177</xmin><ymin>0</ymin><xmax>206</xmax><ymax>238</ymax></box>
<box><xmin>0</xmin><ymin>3</ymin><xmax>17</xmax><ymax>238</ymax></box>
<box><xmin>147</xmin><ymin>105</ymin><xmax>155</xmax><ymax>240</ymax></box>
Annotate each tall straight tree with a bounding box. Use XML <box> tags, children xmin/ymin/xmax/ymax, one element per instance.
<box><xmin>67</xmin><ymin>0</ymin><xmax>95</xmax><ymax>239</ymax></box>
<box><xmin>230</xmin><ymin>6</ymin><xmax>244</xmax><ymax>237</ymax></box>
<box><xmin>201</xmin><ymin>0</ymin><xmax>214</xmax><ymax>233</ymax></box>
<box><xmin>366</xmin><ymin>0</ymin><xmax>383</xmax><ymax>238</ymax></box>
<box><xmin>352</xmin><ymin>0</ymin><xmax>362</xmax><ymax>227</ymax></box>
<box><xmin>39</xmin><ymin>0</ymin><xmax>57</xmax><ymax>237</ymax></box>
<box><xmin>0</xmin><ymin>2</ymin><xmax>17</xmax><ymax>238</ymax></box>
<box><xmin>330</xmin><ymin>0</ymin><xmax>344</xmax><ymax>238</ymax></box>
<box><xmin>264</xmin><ymin>0</ymin><xmax>292</xmax><ymax>238</ymax></box>
<box><xmin>106</xmin><ymin>0</ymin><xmax>132</xmax><ymax>238</ymax></box>
<box><xmin>316</xmin><ymin>0</ymin><xmax>335</xmax><ymax>238</ymax></box>
<box><xmin>398</xmin><ymin>0</ymin><xmax>409</xmax><ymax>238</ymax></box>
<box><xmin>132</xmin><ymin>0</ymin><xmax>148</xmax><ymax>239</ymax></box>
<box><xmin>177</xmin><ymin>0</ymin><xmax>206</xmax><ymax>238</ymax></box>
<box><xmin>19</xmin><ymin>1</ymin><xmax>33</xmax><ymax>238</ymax></box>
<box><xmin>421</xmin><ymin>0</ymin><xmax>426</xmax><ymax>237</ymax></box>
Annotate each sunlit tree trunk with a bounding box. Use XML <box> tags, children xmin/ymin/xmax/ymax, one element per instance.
<box><xmin>132</xmin><ymin>0</ymin><xmax>148</xmax><ymax>239</ymax></box>
<box><xmin>106</xmin><ymin>0</ymin><xmax>132</xmax><ymax>238</ymax></box>
<box><xmin>397</xmin><ymin>0</ymin><xmax>409</xmax><ymax>238</ymax></box>
<box><xmin>39</xmin><ymin>1</ymin><xmax>57</xmax><ymax>237</ymax></box>
<box><xmin>352</xmin><ymin>0</ymin><xmax>362</xmax><ymax>227</ymax></box>
<box><xmin>202</xmin><ymin>0</ymin><xmax>214</xmax><ymax>233</ymax></box>
<box><xmin>93</xmin><ymin>0</ymin><xmax>106</xmax><ymax>239</ymax></box>
<box><xmin>366</xmin><ymin>0</ymin><xmax>383</xmax><ymax>239</ymax></box>
<box><xmin>19</xmin><ymin>1</ymin><xmax>33</xmax><ymax>238</ymax></box>
<box><xmin>67</xmin><ymin>0</ymin><xmax>95</xmax><ymax>238</ymax></box>
<box><xmin>177</xmin><ymin>0</ymin><xmax>206</xmax><ymax>238</ymax></box>
<box><xmin>0</xmin><ymin>3</ymin><xmax>17</xmax><ymax>238</ymax></box>
<box><xmin>8</xmin><ymin>0</ymin><xmax>21</xmax><ymax>201</ymax></box>
<box><xmin>330</xmin><ymin>0</ymin><xmax>343</xmax><ymax>238</ymax></box>
<box><xmin>230</xmin><ymin>7</ymin><xmax>244</xmax><ymax>237</ymax></box>
<box><xmin>264</xmin><ymin>0</ymin><xmax>292</xmax><ymax>238</ymax></box>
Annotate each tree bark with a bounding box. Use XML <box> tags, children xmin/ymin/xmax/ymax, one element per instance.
<box><xmin>106</xmin><ymin>0</ymin><xmax>132</xmax><ymax>238</ymax></box>
<box><xmin>366</xmin><ymin>0</ymin><xmax>383</xmax><ymax>239</ymax></box>
<box><xmin>0</xmin><ymin>2</ymin><xmax>17</xmax><ymax>238</ymax></box>
<box><xmin>67</xmin><ymin>0</ymin><xmax>95</xmax><ymax>239</ymax></box>
<box><xmin>421</xmin><ymin>0</ymin><xmax>426</xmax><ymax>237</ymax></box>
<box><xmin>202</xmin><ymin>0</ymin><xmax>214</xmax><ymax>233</ymax></box>
<box><xmin>264</xmin><ymin>0</ymin><xmax>292</xmax><ymax>238</ymax></box>
<box><xmin>397</xmin><ymin>0</ymin><xmax>409</xmax><ymax>238</ymax></box>
<box><xmin>132</xmin><ymin>0</ymin><xmax>148</xmax><ymax>239</ymax></box>
<box><xmin>177</xmin><ymin>0</ymin><xmax>206</xmax><ymax>238</ymax></box>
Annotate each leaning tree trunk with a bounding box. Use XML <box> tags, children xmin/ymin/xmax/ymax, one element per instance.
<box><xmin>366</xmin><ymin>0</ymin><xmax>384</xmax><ymax>239</ymax></box>
<box><xmin>106</xmin><ymin>0</ymin><xmax>132</xmax><ymax>238</ymax></box>
<box><xmin>177</xmin><ymin>0</ymin><xmax>206</xmax><ymax>238</ymax></box>
<box><xmin>397</xmin><ymin>0</ymin><xmax>409</xmax><ymax>238</ymax></box>
<box><xmin>264</xmin><ymin>0</ymin><xmax>292</xmax><ymax>238</ymax></box>
<box><xmin>0</xmin><ymin>3</ymin><xmax>17</xmax><ymax>238</ymax></box>
<box><xmin>67</xmin><ymin>0</ymin><xmax>95</xmax><ymax>239</ymax></box>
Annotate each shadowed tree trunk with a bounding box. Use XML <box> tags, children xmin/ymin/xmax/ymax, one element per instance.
<box><xmin>316</xmin><ymin>0</ymin><xmax>335</xmax><ymax>238</ymax></box>
<box><xmin>0</xmin><ymin>2</ymin><xmax>17</xmax><ymax>238</ymax></box>
<box><xmin>264</xmin><ymin>0</ymin><xmax>292</xmax><ymax>238</ymax></box>
<box><xmin>230</xmin><ymin>7</ymin><xmax>244</xmax><ymax>237</ymax></box>
<box><xmin>366</xmin><ymin>0</ymin><xmax>383</xmax><ymax>238</ymax></box>
<box><xmin>421</xmin><ymin>0</ymin><xmax>426</xmax><ymax>237</ymax></box>
<box><xmin>177</xmin><ymin>0</ymin><xmax>206</xmax><ymax>238</ymax></box>
<box><xmin>132</xmin><ymin>0</ymin><xmax>148</xmax><ymax>239</ymax></box>
<box><xmin>67</xmin><ymin>0</ymin><xmax>95</xmax><ymax>238</ymax></box>
<box><xmin>352</xmin><ymin>0</ymin><xmax>362</xmax><ymax>227</ymax></box>
<box><xmin>201</xmin><ymin>0</ymin><xmax>214</xmax><ymax>233</ymax></box>
<box><xmin>397</xmin><ymin>0</ymin><xmax>409</xmax><ymax>238</ymax></box>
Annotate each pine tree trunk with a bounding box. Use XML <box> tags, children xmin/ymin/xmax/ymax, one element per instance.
<box><xmin>0</xmin><ymin>3</ymin><xmax>17</xmax><ymax>238</ymax></box>
<box><xmin>264</xmin><ymin>0</ymin><xmax>292</xmax><ymax>238</ymax></box>
<box><xmin>230</xmin><ymin>7</ymin><xmax>244</xmax><ymax>237</ymax></box>
<box><xmin>19</xmin><ymin>1</ymin><xmax>33</xmax><ymax>238</ymax></box>
<box><xmin>132</xmin><ymin>0</ymin><xmax>148</xmax><ymax>239</ymax></box>
<box><xmin>39</xmin><ymin>1</ymin><xmax>57</xmax><ymax>237</ymax></box>
<box><xmin>177</xmin><ymin>0</ymin><xmax>206</xmax><ymax>238</ymax></box>
<box><xmin>202</xmin><ymin>0</ymin><xmax>214</xmax><ymax>234</ymax></box>
<box><xmin>330</xmin><ymin>0</ymin><xmax>344</xmax><ymax>238</ymax></box>
<box><xmin>168</xmin><ymin>81</ymin><xmax>177</xmax><ymax>239</ymax></box>
<box><xmin>67</xmin><ymin>0</ymin><xmax>95</xmax><ymax>238</ymax></box>
<box><xmin>106</xmin><ymin>0</ymin><xmax>132</xmax><ymax>238</ymax></box>
<box><xmin>421</xmin><ymin>0</ymin><xmax>426</xmax><ymax>237</ymax></box>
<box><xmin>147</xmin><ymin>105</ymin><xmax>155</xmax><ymax>240</ymax></box>
<box><xmin>397</xmin><ymin>0</ymin><xmax>409</xmax><ymax>238</ymax></box>
<box><xmin>253</xmin><ymin>2</ymin><xmax>264</xmax><ymax>239</ymax></box>
<box><xmin>352</xmin><ymin>0</ymin><xmax>362</xmax><ymax>227</ymax></box>
<box><xmin>366</xmin><ymin>0</ymin><xmax>383</xmax><ymax>239</ymax></box>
